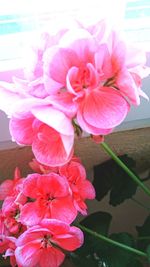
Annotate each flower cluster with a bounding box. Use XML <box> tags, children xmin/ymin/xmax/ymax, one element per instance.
<box><xmin>0</xmin><ymin>156</ymin><xmax>95</xmax><ymax>266</ymax></box>
<box><xmin>0</xmin><ymin>20</ymin><xmax>149</xmax><ymax>167</ymax></box>
<box><xmin>0</xmin><ymin>19</ymin><xmax>149</xmax><ymax>267</ymax></box>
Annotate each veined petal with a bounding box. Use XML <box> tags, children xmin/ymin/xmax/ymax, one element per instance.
<box><xmin>32</xmin><ymin>124</ymin><xmax>73</xmax><ymax>166</ymax></box>
<box><xmin>43</xmin><ymin>46</ymin><xmax>78</xmax><ymax>84</ymax></box>
<box><xmin>9</xmin><ymin>115</ymin><xmax>35</xmax><ymax>145</ymax></box>
<box><xmin>77</xmin><ymin>104</ymin><xmax>113</xmax><ymax>135</ymax></box>
<box><xmin>83</xmin><ymin>87</ymin><xmax>130</xmax><ymax>129</ymax></box>
<box><xmin>15</xmin><ymin>241</ymin><xmax>41</xmax><ymax>267</ymax></box>
<box><xmin>53</xmin><ymin>226</ymin><xmax>84</xmax><ymax>251</ymax></box>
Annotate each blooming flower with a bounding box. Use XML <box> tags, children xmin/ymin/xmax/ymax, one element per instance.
<box><xmin>59</xmin><ymin>157</ymin><xmax>95</xmax><ymax>215</ymax></box>
<box><xmin>15</xmin><ymin>219</ymin><xmax>84</xmax><ymax>267</ymax></box>
<box><xmin>0</xmin><ymin>20</ymin><xmax>149</xmax><ymax>167</ymax></box>
<box><xmin>19</xmin><ymin>173</ymin><xmax>77</xmax><ymax>226</ymax></box>
<box><xmin>9</xmin><ymin>110</ymin><xmax>74</xmax><ymax>166</ymax></box>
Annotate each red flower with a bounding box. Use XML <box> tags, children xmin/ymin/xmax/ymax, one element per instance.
<box><xmin>20</xmin><ymin>173</ymin><xmax>77</xmax><ymax>226</ymax></box>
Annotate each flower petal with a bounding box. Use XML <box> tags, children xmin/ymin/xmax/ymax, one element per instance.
<box><xmin>39</xmin><ymin>247</ymin><xmax>65</xmax><ymax>267</ymax></box>
<box><xmin>32</xmin><ymin>124</ymin><xmax>74</xmax><ymax>166</ymax></box>
<box><xmin>9</xmin><ymin>115</ymin><xmax>35</xmax><ymax>145</ymax></box>
<box><xmin>83</xmin><ymin>87</ymin><xmax>130</xmax><ymax>129</ymax></box>
<box><xmin>31</xmin><ymin>105</ymin><xmax>74</xmax><ymax>136</ymax></box>
<box><xmin>15</xmin><ymin>241</ymin><xmax>41</xmax><ymax>267</ymax></box>
<box><xmin>51</xmin><ymin>196</ymin><xmax>77</xmax><ymax>224</ymax></box>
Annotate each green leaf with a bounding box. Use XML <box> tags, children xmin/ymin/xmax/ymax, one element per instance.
<box><xmin>76</xmin><ymin>212</ymin><xmax>112</xmax><ymax>256</ymax></box>
<box><xmin>93</xmin><ymin>154</ymin><xmax>138</xmax><ymax>206</ymax></box>
<box><xmin>102</xmin><ymin>232</ymin><xmax>135</xmax><ymax>267</ymax></box>
<box><xmin>136</xmin><ymin>214</ymin><xmax>150</xmax><ymax>251</ymax></box>
<box><xmin>70</xmin><ymin>212</ymin><xmax>139</xmax><ymax>267</ymax></box>
<box><xmin>81</xmin><ymin>211</ymin><xmax>112</xmax><ymax>234</ymax></box>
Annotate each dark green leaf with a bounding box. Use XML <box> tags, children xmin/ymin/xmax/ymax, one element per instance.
<box><xmin>71</xmin><ymin>212</ymin><xmax>138</xmax><ymax>267</ymax></box>
<box><xmin>77</xmin><ymin>212</ymin><xmax>112</xmax><ymax>255</ymax></box>
<box><xmin>126</xmin><ymin>258</ymin><xmax>143</xmax><ymax>267</ymax></box>
<box><xmin>136</xmin><ymin>214</ymin><xmax>150</xmax><ymax>251</ymax></box>
<box><xmin>93</xmin><ymin>154</ymin><xmax>138</xmax><ymax>206</ymax></box>
<box><xmin>81</xmin><ymin>211</ymin><xmax>112</xmax><ymax>235</ymax></box>
<box><xmin>102</xmin><ymin>232</ymin><xmax>135</xmax><ymax>267</ymax></box>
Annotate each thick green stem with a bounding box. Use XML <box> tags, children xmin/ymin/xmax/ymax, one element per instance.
<box><xmin>78</xmin><ymin>224</ymin><xmax>147</xmax><ymax>259</ymax></box>
<box><xmin>101</xmin><ymin>142</ymin><xmax>150</xmax><ymax>197</ymax></box>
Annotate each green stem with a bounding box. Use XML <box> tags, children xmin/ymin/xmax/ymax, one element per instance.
<box><xmin>101</xmin><ymin>142</ymin><xmax>150</xmax><ymax>197</ymax></box>
<box><xmin>131</xmin><ymin>197</ymin><xmax>150</xmax><ymax>211</ymax></box>
<box><xmin>78</xmin><ymin>224</ymin><xmax>147</xmax><ymax>259</ymax></box>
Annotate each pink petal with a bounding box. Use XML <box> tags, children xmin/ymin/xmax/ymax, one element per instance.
<box><xmin>32</xmin><ymin>124</ymin><xmax>74</xmax><ymax>166</ymax></box>
<box><xmin>19</xmin><ymin>202</ymin><xmax>43</xmax><ymax>226</ymax></box>
<box><xmin>59</xmin><ymin>28</ymin><xmax>97</xmax><ymax>63</ymax></box>
<box><xmin>39</xmin><ymin>247</ymin><xmax>65</xmax><ymax>267</ymax></box>
<box><xmin>0</xmin><ymin>180</ymin><xmax>14</xmax><ymax>200</ymax></box>
<box><xmin>53</xmin><ymin>226</ymin><xmax>84</xmax><ymax>251</ymax></box>
<box><xmin>36</xmin><ymin>173</ymin><xmax>69</xmax><ymax>197</ymax></box>
<box><xmin>22</xmin><ymin>174</ymin><xmax>39</xmax><ymax>198</ymax></box>
<box><xmin>15</xmin><ymin>241</ymin><xmax>41</xmax><ymax>267</ymax></box>
<box><xmin>83</xmin><ymin>87</ymin><xmax>130</xmax><ymax>129</ymax></box>
<box><xmin>43</xmin><ymin>46</ymin><xmax>78</xmax><ymax>84</ymax></box>
<box><xmin>117</xmin><ymin>70</ymin><xmax>140</xmax><ymax>105</ymax></box>
<box><xmin>78</xmin><ymin>180</ymin><xmax>95</xmax><ymax>200</ymax></box>
<box><xmin>51</xmin><ymin>196</ymin><xmax>77</xmax><ymax>224</ymax></box>
<box><xmin>0</xmin><ymin>83</ymin><xmax>24</xmax><ymax>116</ymax></box>
<box><xmin>77</xmin><ymin>104</ymin><xmax>113</xmax><ymax>135</ymax></box>
<box><xmin>40</xmin><ymin>219</ymin><xmax>69</xmax><ymax>235</ymax></box>
<box><xmin>9</xmin><ymin>115</ymin><xmax>35</xmax><ymax>145</ymax></box>
<box><xmin>31</xmin><ymin>105</ymin><xmax>74</xmax><ymax>136</ymax></box>
<box><xmin>44</xmin><ymin>74</ymin><xmax>64</xmax><ymax>94</ymax></box>
<box><xmin>47</xmin><ymin>92</ymin><xmax>77</xmax><ymax>118</ymax></box>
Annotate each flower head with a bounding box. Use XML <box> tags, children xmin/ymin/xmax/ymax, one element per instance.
<box><xmin>15</xmin><ymin>219</ymin><xmax>84</xmax><ymax>267</ymax></box>
<box><xmin>19</xmin><ymin>173</ymin><xmax>77</xmax><ymax>226</ymax></box>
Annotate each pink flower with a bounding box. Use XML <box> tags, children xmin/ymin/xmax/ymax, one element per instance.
<box><xmin>42</xmin><ymin>27</ymin><xmax>130</xmax><ymax>135</ymax></box>
<box><xmin>0</xmin><ymin>168</ymin><xmax>23</xmax><ymax>200</ymax></box>
<box><xmin>15</xmin><ymin>219</ymin><xmax>84</xmax><ymax>267</ymax></box>
<box><xmin>9</xmin><ymin>107</ymin><xmax>74</xmax><ymax>166</ymax></box>
<box><xmin>2</xmin><ymin>196</ymin><xmax>26</xmax><ymax>235</ymax></box>
<box><xmin>19</xmin><ymin>173</ymin><xmax>77</xmax><ymax>226</ymax></box>
<box><xmin>59</xmin><ymin>158</ymin><xmax>95</xmax><ymax>215</ymax></box>
<box><xmin>0</xmin><ymin>19</ymin><xmax>148</xmax><ymax>166</ymax></box>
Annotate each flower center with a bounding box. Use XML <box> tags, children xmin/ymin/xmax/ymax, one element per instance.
<box><xmin>41</xmin><ymin>234</ymin><xmax>52</xmax><ymax>248</ymax></box>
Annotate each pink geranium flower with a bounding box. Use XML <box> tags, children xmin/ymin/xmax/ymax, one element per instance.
<box><xmin>9</xmin><ymin>106</ymin><xmax>74</xmax><ymax>166</ymax></box>
<box><xmin>15</xmin><ymin>219</ymin><xmax>84</xmax><ymax>267</ymax></box>
<box><xmin>0</xmin><ymin>19</ymin><xmax>149</xmax><ymax>166</ymax></box>
<box><xmin>59</xmin><ymin>158</ymin><xmax>95</xmax><ymax>215</ymax></box>
<box><xmin>19</xmin><ymin>173</ymin><xmax>77</xmax><ymax>226</ymax></box>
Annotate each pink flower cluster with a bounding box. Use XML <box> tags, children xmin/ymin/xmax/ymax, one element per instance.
<box><xmin>0</xmin><ymin>156</ymin><xmax>94</xmax><ymax>266</ymax></box>
<box><xmin>0</xmin><ymin>19</ymin><xmax>149</xmax><ymax>267</ymax></box>
<box><xmin>0</xmin><ymin>20</ymin><xmax>149</xmax><ymax>167</ymax></box>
